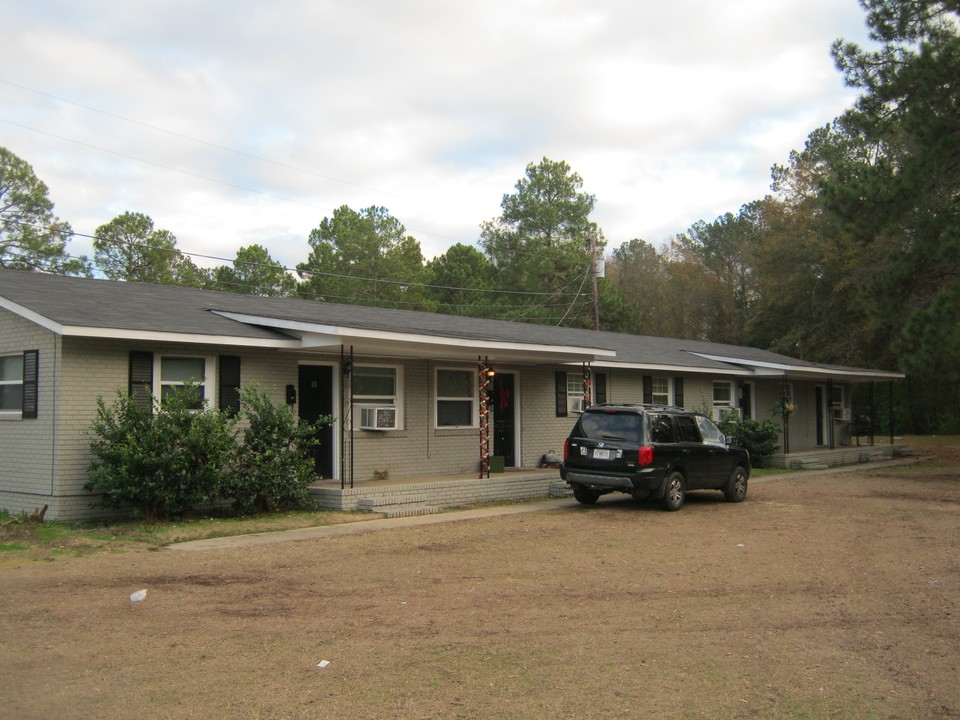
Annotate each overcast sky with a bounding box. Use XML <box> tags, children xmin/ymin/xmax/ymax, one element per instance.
<box><xmin>2</xmin><ymin>1</ymin><xmax>874</xmax><ymax>271</ymax></box>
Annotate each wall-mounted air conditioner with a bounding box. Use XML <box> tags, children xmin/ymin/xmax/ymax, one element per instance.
<box><xmin>569</xmin><ymin>397</ymin><xmax>584</xmax><ymax>414</ymax></box>
<box><xmin>360</xmin><ymin>406</ymin><xmax>398</xmax><ymax>430</ymax></box>
<box><xmin>713</xmin><ymin>406</ymin><xmax>741</xmax><ymax>422</ymax></box>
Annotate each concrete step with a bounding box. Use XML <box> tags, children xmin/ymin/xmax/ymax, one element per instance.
<box><xmin>382</xmin><ymin>505</ymin><xmax>441</xmax><ymax>518</ymax></box>
<box><xmin>357</xmin><ymin>494</ymin><xmax>430</xmax><ymax>511</ymax></box>
<box><xmin>356</xmin><ymin>494</ymin><xmax>440</xmax><ymax>518</ymax></box>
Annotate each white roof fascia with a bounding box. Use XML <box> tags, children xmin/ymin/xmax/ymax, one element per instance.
<box><xmin>214</xmin><ymin>311</ymin><xmax>617</xmax><ymax>359</ymax></box>
<box><xmin>0</xmin><ymin>297</ymin><xmax>63</xmax><ymax>333</ymax></box>
<box><xmin>60</xmin><ymin>326</ymin><xmax>301</xmax><ymax>348</ymax></box>
<box><xmin>688</xmin><ymin>352</ymin><xmax>905</xmax><ymax>380</ymax></box>
<box><xmin>582</xmin><ymin>360</ymin><xmax>747</xmax><ymax>376</ymax></box>
<box><xmin>0</xmin><ymin>298</ymin><xmax>300</xmax><ymax>348</ymax></box>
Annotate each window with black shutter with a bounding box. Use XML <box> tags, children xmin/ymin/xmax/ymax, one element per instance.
<box><xmin>218</xmin><ymin>356</ymin><xmax>241</xmax><ymax>416</ymax></box>
<box><xmin>555</xmin><ymin>372</ymin><xmax>568</xmax><ymax>417</ymax></box>
<box><xmin>594</xmin><ymin>372</ymin><xmax>607</xmax><ymax>404</ymax></box>
<box><xmin>22</xmin><ymin>350</ymin><xmax>38</xmax><ymax>419</ymax></box>
<box><xmin>129</xmin><ymin>351</ymin><xmax>154</xmax><ymax>412</ymax></box>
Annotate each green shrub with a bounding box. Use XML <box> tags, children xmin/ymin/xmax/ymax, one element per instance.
<box><xmin>221</xmin><ymin>385</ymin><xmax>326</xmax><ymax>515</ymax></box>
<box><xmin>86</xmin><ymin>386</ymin><xmax>237</xmax><ymax>520</ymax></box>
<box><xmin>717</xmin><ymin>410</ymin><xmax>780</xmax><ymax>467</ymax></box>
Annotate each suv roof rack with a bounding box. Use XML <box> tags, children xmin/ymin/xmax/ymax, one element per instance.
<box><xmin>588</xmin><ymin>402</ymin><xmax>688</xmax><ymax>413</ymax></box>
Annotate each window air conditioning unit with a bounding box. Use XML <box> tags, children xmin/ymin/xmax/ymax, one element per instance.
<box><xmin>360</xmin><ymin>406</ymin><xmax>398</xmax><ymax>431</ymax></box>
<box><xmin>569</xmin><ymin>397</ymin><xmax>585</xmax><ymax>414</ymax></box>
<box><xmin>713</xmin><ymin>406</ymin><xmax>741</xmax><ymax>422</ymax></box>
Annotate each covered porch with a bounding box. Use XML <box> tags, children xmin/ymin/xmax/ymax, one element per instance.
<box><xmin>308</xmin><ymin>439</ymin><xmax>915</xmax><ymax>515</ymax></box>
<box><xmin>768</xmin><ymin>442</ymin><xmax>912</xmax><ymax>470</ymax></box>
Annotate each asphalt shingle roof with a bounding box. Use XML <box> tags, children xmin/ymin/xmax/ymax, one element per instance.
<box><xmin>0</xmin><ymin>269</ymin><xmax>897</xmax><ymax>377</ymax></box>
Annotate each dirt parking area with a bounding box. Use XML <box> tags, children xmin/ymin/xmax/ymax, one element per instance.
<box><xmin>1</xmin><ymin>440</ymin><xmax>958</xmax><ymax>719</ymax></box>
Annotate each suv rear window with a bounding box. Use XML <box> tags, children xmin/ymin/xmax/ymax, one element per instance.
<box><xmin>649</xmin><ymin>413</ymin><xmax>676</xmax><ymax>443</ymax></box>
<box><xmin>578</xmin><ymin>411</ymin><xmax>643</xmax><ymax>442</ymax></box>
<box><xmin>675</xmin><ymin>414</ymin><xmax>701</xmax><ymax>443</ymax></box>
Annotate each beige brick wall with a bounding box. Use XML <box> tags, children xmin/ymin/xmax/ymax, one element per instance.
<box><xmin>346</xmin><ymin>358</ymin><xmax>481</xmax><ymax>482</ymax></box>
<box><xmin>0</xmin><ymin>310</ymin><xmax>59</xmax><ymax>517</ymax></box>
<box><xmin>2</xmin><ymin>308</ymin><xmax>847</xmax><ymax>520</ymax></box>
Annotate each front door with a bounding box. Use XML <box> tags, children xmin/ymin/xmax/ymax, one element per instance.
<box><xmin>816</xmin><ymin>386</ymin><xmax>826</xmax><ymax>446</ymax></box>
<box><xmin>740</xmin><ymin>382</ymin><xmax>753</xmax><ymax>420</ymax></box>
<box><xmin>298</xmin><ymin>365</ymin><xmax>335</xmax><ymax>479</ymax></box>
<box><xmin>492</xmin><ymin>373</ymin><xmax>516</xmax><ymax>467</ymax></box>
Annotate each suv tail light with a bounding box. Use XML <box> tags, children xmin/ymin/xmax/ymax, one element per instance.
<box><xmin>638</xmin><ymin>446</ymin><xmax>654</xmax><ymax>466</ymax></box>
<box><xmin>563</xmin><ymin>439</ymin><xmax>570</xmax><ymax>461</ymax></box>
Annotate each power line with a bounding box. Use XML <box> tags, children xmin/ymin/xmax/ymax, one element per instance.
<box><xmin>7</xmin><ymin>219</ymin><xmax>597</xmax><ymax>308</ymax></box>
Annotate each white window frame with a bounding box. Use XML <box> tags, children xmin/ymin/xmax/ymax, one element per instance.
<box><xmin>155</xmin><ymin>355</ymin><xmax>215</xmax><ymax>410</ymax></box>
<box><xmin>566</xmin><ymin>372</ymin><xmax>585</xmax><ymax>414</ymax></box>
<box><xmin>652</xmin><ymin>376</ymin><xmax>671</xmax><ymax>405</ymax></box>
<box><xmin>352</xmin><ymin>364</ymin><xmax>404</xmax><ymax>430</ymax></box>
<box><xmin>435</xmin><ymin>367</ymin><xmax>478</xmax><ymax>429</ymax></box>
<box><xmin>831</xmin><ymin>385</ymin><xmax>846</xmax><ymax>421</ymax></box>
<box><xmin>0</xmin><ymin>354</ymin><xmax>23</xmax><ymax>416</ymax></box>
<box><xmin>712</xmin><ymin>381</ymin><xmax>733</xmax><ymax>408</ymax></box>
<box><xmin>712</xmin><ymin>380</ymin><xmax>735</xmax><ymax>421</ymax></box>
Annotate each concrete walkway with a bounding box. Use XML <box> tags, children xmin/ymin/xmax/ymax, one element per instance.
<box><xmin>168</xmin><ymin>497</ymin><xmax>575</xmax><ymax>551</ymax></box>
<box><xmin>167</xmin><ymin>457</ymin><xmax>918</xmax><ymax>552</ymax></box>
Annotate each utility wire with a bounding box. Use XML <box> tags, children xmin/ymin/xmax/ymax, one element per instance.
<box><xmin>8</xmin><ymin>219</ymin><xmax>598</xmax><ymax>312</ymax></box>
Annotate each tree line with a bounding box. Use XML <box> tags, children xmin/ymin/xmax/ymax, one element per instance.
<box><xmin>2</xmin><ymin>0</ymin><xmax>957</xmax><ymax>432</ymax></box>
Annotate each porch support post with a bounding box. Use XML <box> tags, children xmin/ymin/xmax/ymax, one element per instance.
<box><xmin>827</xmin><ymin>378</ymin><xmax>835</xmax><ymax>450</ymax></box>
<box><xmin>342</xmin><ymin>345</ymin><xmax>354</xmax><ymax>489</ymax></box>
<box><xmin>582</xmin><ymin>362</ymin><xmax>592</xmax><ymax>409</ymax></box>
<box><xmin>888</xmin><ymin>380</ymin><xmax>895</xmax><ymax>445</ymax></box>
<box><xmin>478</xmin><ymin>356</ymin><xmax>492</xmax><ymax>478</ymax></box>
<box><xmin>781</xmin><ymin>376</ymin><xmax>790</xmax><ymax>455</ymax></box>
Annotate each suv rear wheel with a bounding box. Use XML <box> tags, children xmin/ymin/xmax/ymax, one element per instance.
<box><xmin>571</xmin><ymin>484</ymin><xmax>600</xmax><ymax>505</ymax></box>
<box><xmin>724</xmin><ymin>465</ymin><xmax>748</xmax><ymax>503</ymax></box>
<box><xmin>660</xmin><ymin>471</ymin><xmax>686</xmax><ymax>511</ymax></box>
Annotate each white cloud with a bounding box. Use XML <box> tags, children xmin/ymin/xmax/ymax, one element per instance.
<box><xmin>1</xmin><ymin>0</ymin><xmax>872</xmax><ymax>269</ymax></box>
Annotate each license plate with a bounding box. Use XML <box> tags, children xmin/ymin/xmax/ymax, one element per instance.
<box><xmin>593</xmin><ymin>448</ymin><xmax>611</xmax><ymax>460</ymax></box>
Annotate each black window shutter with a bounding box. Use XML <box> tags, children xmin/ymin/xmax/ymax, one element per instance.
<box><xmin>643</xmin><ymin>375</ymin><xmax>653</xmax><ymax>404</ymax></box>
<box><xmin>555</xmin><ymin>371</ymin><xmax>568</xmax><ymax>417</ymax></box>
<box><xmin>218</xmin><ymin>356</ymin><xmax>241</xmax><ymax>416</ymax></box>
<box><xmin>674</xmin><ymin>377</ymin><xmax>684</xmax><ymax>408</ymax></box>
<box><xmin>22</xmin><ymin>350</ymin><xmax>38</xmax><ymax>419</ymax></box>
<box><xmin>129</xmin><ymin>351</ymin><xmax>154</xmax><ymax>412</ymax></box>
<box><xmin>595</xmin><ymin>373</ymin><xmax>607</xmax><ymax>404</ymax></box>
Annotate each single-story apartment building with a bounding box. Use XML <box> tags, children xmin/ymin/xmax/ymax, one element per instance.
<box><xmin>0</xmin><ymin>269</ymin><xmax>904</xmax><ymax>521</ymax></box>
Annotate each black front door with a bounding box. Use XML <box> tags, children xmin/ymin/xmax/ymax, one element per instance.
<box><xmin>298</xmin><ymin>365</ymin><xmax>335</xmax><ymax>479</ymax></box>
<box><xmin>816</xmin><ymin>386</ymin><xmax>825</xmax><ymax>446</ymax></box>
<box><xmin>740</xmin><ymin>382</ymin><xmax>753</xmax><ymax>419</ymax></box>
<box><xmin>492</xmin><ymin>373</ymin><xmax>516</xmax><ymax>467</ymax></box>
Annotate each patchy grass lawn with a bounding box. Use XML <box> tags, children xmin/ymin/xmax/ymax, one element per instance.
<box><xmin>0</xmin><ymin>508</ymin><xmax>368</xmax><ymax>566</ymax></box>
<box><xmin>0</xmin><ymin>436</ymin><xmax>957</xmax><ymax>719</ymax></box>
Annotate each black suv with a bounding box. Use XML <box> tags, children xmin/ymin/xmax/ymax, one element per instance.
<box><xmin>560</xmin><ymin>404</ymin><xmax>750</xmax><ymax>511</ymax></box>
